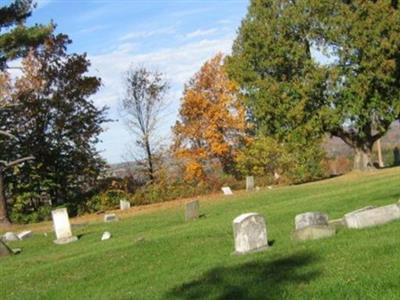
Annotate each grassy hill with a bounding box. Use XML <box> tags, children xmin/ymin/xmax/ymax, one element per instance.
<box><xmin>1</xmin><ymin>168</ymin><xmax>400</xmax><ymax>299</ymax></box>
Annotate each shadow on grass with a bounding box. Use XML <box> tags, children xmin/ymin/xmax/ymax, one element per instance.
<box><xmin>167</xmin><ymin>252</ymin><xmax>320</xmax><ymax>300</ymax></box>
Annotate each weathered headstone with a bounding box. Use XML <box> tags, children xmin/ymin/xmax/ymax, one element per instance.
<box><xmin>101</xmin><ymin>231</ymin><xmax>111</xmax><ymax>241</ymax></box>
<box><xmin>222</xmin><ymin>186</ymin><xmax>233</xmax><ymax>195</ymax></box>
<box><xmin>344</xmin><ymin>204</ymin><xmax>400</xmax><ymax>229</ymax></box>
<box><xmin>233</xmin><ymin>213</ymin><xmax>268</xmax><ymax>255</ymax></box>
<box><xmin>293</xmin><ymin>225</ymin><xmax>336</xmax><ymax>241</ymax></box>
<box><xmin>293</xmin><ymin>212</ymin><xmax>335</xmax><ymax>241</ymax></box>
<box><xmin>255</xmin><ymin>186</ymin><xmax>261</xmax><ymax>192</ymax></box>
<box><xmin>295</xmin><ymin>212</ymin><xmax>329</xmax><ymax>230</ymax></box>
<box><xmin>120</xmin><ymin>199</ymin><xmax>130</xmax><ymax>211</ymax></box>
<box><xmin>185</xmin><ymin>200</ymin><xmax>199</xmax><ymax>221</ymax></box>
<box><xmin>2</xmin><ymin>232</ymin><xmax>19</xmax><ymax>242</ymax></box>
<box><xmin>17</xmin><ymin>230</ymin><xmax>32</xmax><ymax>240</ymax></box>
<box><xmin>104</xmin><ymin>213</ymin><xmax>118</xmax><ymax>222</ymax></box>
<box><xmin>51</xmin><ymin>208</ymin><xmax>78</xmax><ymax>245</ymax></box>
<box><xmin>0</xmin><ymin>240</ymin><xmax>12</xmax><ymax>257</ymax></box>
<box><xmin>246</xmin><ymin>176</ymin><xmax>255</xmax><ymax>192</ymax></box>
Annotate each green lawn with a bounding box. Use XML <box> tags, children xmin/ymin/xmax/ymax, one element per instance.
<box><xmin>1</xmin><ymin>168</ymin><xmax>400</xmax><ymax>299</ymax></box>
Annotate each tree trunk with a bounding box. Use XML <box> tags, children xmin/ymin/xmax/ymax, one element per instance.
<box><xmin>144</xmin><ymin>138</ymin><xmax>154</xmax><ymax>182</ymax></box>
<box><xmin>353</xmin><ymin>146</ymin><xmax>374</xmax><ymax>171</ymax></box>
<box><xmin>0</xmin><ymin>170</ymin><xmax>11</xmax><ymax>225</ymax></box>
<box><xmin>376</xmin><ymin>139</ymin><xmax>384</xmax><ymax>168</ymax></box>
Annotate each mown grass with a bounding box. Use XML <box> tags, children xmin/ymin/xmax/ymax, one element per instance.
<box><xmin>1</xmin><ymin>168</ymin><xmax>400</xmax><ymax>299</ymax></box>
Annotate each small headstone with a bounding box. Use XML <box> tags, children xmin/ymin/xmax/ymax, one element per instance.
<box><xmin>0</xmin><ymin>240</ymin><xmax>12</xmax><ymax>257</ymax></box>
<box><xmin>3</xmin><ymin>232</ymin><xmax>19</xmax><ymax>242</ymax></box>
<box><xmin>246</xmin><ymin>176</ymin><xmax>255</xmax><ymax>192</ymax></box>
<box><xmin>120</xmin><ymin>199</ymin><xmax>131</xmax><ymax>211</ymax></box>
<box><xmin>293</xmin><ymin>225</ymin><xmax>336</xmax><ymax>241</ymax></box>
<box><xmin>101</xmin><ymin>231</ymin><xmax>111</xmax><ymax>241</ymax></box>
<box><xmin>185</xmin><ymin>200</ymin><xmax>199</xmax><ymax>221</ymax></box>
<box><xmin>295</xmin><ymin>212</ymin><xmax>329</xmax><ymax>230</ymax></box>
<box><xmin>344</xmin><ymin>204</ymin><xmax>400</xmax><ymax>229</ymax></box>
<box><xmin>267</xmin><ymin>186</ymin><xmax>273</xmax><ymax>190</ymax></box>
<box><xmin>51</xmin><ymin>208</ymin><xmax>78</xmax><ymax>245</ymax></box>
<box><xmin>255</xmin><ymin>186</ymin><xmax>261</xmax><ymax>191</ymax></box>
<box><xmin>221</xmin><ymin>186</ymin><xmax>233</xmax><ymax>195</ymax></box>
<box><xmin>104</xmin><ymin>213</ymin><xmax>119</xmax><ymax>222</ymax></box>
<box><xmin>17</xmin><ymin>230</ymin><xmax>32</xmax><ymax>240</ymax></box>
<box><xmin>233</xmin><ymin>213</ymin><xmax>268</xmax><ymax>255</ymax></box>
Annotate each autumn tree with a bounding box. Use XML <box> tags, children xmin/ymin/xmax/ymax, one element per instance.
<box><xmin>173</xmin><ymin>54</ymin><xmax>247</xmax><ymax>181</ymax></box>
<box><xmin>121</xmin><ymin>67</ymin><xmax>169</xmax><ymax>182</ymax></box>
<box><xmin>0</xmin><ymin>34</ymin><xmax>108</xmax><ymax>223</ymax></box>
<box><xmin>228</xmin><ymin>0</ymin><xmax>400</xmax><ymax>171</ymax></box>
<box><xmin>0</xmin><ymin>0</ymin><xmax>52</xmax><ymax>224</ymax></box>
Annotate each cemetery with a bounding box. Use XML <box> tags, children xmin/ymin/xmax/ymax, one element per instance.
<box><xmin>1</xmin><ymin>168</ymin><xmax>400</xmax><ymax>299</ymax></box>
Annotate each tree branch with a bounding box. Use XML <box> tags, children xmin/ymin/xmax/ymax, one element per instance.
<box><xmin>0</xmin><ymin>156</ymin><xmax>35</xmax><ymax>169</ymax></box>
<box><xmin>0</xmin><ymin>130</ymin><xmax>17</xmax><ymax>140</ymax></box>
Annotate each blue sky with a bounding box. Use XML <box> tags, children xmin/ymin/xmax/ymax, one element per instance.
<box><xmin>3</xmin><ymin>0</ymin><xmax>249</xmax><ymax>164</ymax></box>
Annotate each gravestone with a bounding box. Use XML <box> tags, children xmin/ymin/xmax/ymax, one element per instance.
<box><xmin>344</xmin><ymin>204</ymin><xmax>400</xmax><ymax>229</ymax></box>
<box><xmin>0</xmin><ymin>240</ymin><xmax>12</xmax><ymax>257</ymax></box>
<box><xmin>51</xmin><ymin>208</ymin><xmax>78</xmax><ymax>245</ymax></box>
<box><xmin>17</xmin><ymin>230</ymin><xmax>32</xmax><ymax>240</ymax></box>
<box><xmin>185</xmin><ymin>200</ymin><xmax>199</xmax><ymax>221</ymax></box>
<box><xmin>295</xmin><ymin>212</ymin><xmax>329</xmax><ymax>230</ymax></box>
<box><xmin>3</xmin><ymin>232</ymin><xmax>19</xmax><ymax>242</ymax></box>
<box><xmin>233</xmin><ymin>213</ymin><xmax>268</xmax><ymax>255</ymax></box>
<box><xmin>104</xmin><ymin>213</ymin><xmax>118</xmax><ymax>222</ymax></box>
<box><xmin>101</xmin><ymin>231</ymin><xmax>111</xmax><ymax>241</ymax></box>
<box><xmin>120</xmin><ymin>199</ymin><xmax>130</xmax><ymax>211</ymax></box>
<box><xmin>246</xmin><ymin>176</ymin><xmax>255</xmax><ymax>192</ymax></box>
<box><xmin>222</xmin><ymin>186</ymin><xmax>233</xmax><ymax>195</ymax></box>
<box><xmin>293</xmin><ymin>212</ymin><xmax>335</xmax><ymax>241</ymax></box>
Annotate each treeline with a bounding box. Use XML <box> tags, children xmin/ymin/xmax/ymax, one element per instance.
<box><xmin>1</xmin><ymin>0</ymin><xmax>400</xmax><ymax>224</ymax></box>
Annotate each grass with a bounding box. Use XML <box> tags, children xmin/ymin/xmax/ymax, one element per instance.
<box><xmin>1</xmin><ymin>168</ymin><xmax>400</xmax><ymax>299</ymax></box>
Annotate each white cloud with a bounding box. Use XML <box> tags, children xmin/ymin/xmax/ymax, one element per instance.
<box><xmin>119</xmin><ymin>26</ymin><xmax>176</xmax><ymax>42</ymax></box>
<box><xmin>186</xmin><ymin>28</ymin><xmax>218</xmax><ymax>39</ymax></box>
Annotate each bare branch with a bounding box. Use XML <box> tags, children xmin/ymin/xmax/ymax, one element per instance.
<box><xmin>0</xmin><ymin>130</ymin><xmax>17</xmax><ymax>140</ymax></box>
<box><xmin>2</xmin><ymin>156</ymin><xmax>35</xmax><ymax>169</ymax></box>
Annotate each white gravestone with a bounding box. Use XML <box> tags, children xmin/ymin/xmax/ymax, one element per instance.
<box><xmin>104</xmin><ymin>213</ymin><xmax>119</xmax><ymax>222</ymax></box>
<box><xmin>222</xmin><ymin>186</ymin><xmax>233</xmax><ymax>196</ymax></box>
<box><xmin>246</xmin><ymin>176</ymin><xmax>255</xmax><ymax>192</ymax></box>
<box><xmin>233</xmin><ymin>213</ymin><xmax>269</xmax><ymax>255</ymax></box>
<box><xmin>51</xmin><ymin>208</ymin><xmax>78</xmax><ymax>245</ymax></box>
<box><xmin>120</xmin><ymin>199</ymin><xmax>131</xmax><ymax>211</ymax></box>
<box><xmin>344</xmin><ymin>204</ymin><xmax>400</xmax><ymax>229</ymax></box>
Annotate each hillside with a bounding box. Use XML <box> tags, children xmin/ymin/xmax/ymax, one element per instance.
<box><xmin>1</xmin><ymin>168</ymin><xmax>400</xmax><ymax>299</ymax></box>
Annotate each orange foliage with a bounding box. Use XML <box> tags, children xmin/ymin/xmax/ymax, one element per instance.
<box><xmin>172</xmin><ymin>53</ymin><xmax>248</xmax><ymax>181</ymax></box>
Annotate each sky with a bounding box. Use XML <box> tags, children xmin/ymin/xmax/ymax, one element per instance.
<box><xmin>2</xmin><ymin>0</ymin><xmax>250</xmax><ymax>164</ymax></box>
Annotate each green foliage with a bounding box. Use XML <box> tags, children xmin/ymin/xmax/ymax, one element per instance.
<box><xmin>81</xmin><ymin>189</ymin><xmax>128</xmax><ymax>213</ymax></box>
<box><xmin>9</xmin><ymin>192</ymin><xmax>51</xmax><ymax>223</ymax></box>
<box><xmin>0</xmin><ymin>0</ymin><xmax>52</xmax><ymax>70</ymax></box>
<box><xmin>227</xmin><ymin>0</ymin><xmax>400</xmax><ymax>170</ymax></box>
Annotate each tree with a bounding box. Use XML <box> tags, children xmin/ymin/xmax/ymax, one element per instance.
<box><xmin>228</xmin><ymin>0</ymin><xmax>400</xmax><ymax>171</ymax></box>
<box><xmin>172</xmin><ymin>54</ymin><xmax>247</xmax><ymax>181</ymax></box>
<box><xmin>121</xmin><ymin>67</ymin><xmax>169</xmax><ymax>182</ymax></box>
<box><xmin>0</xmin><ymin>0</ymin><xmax>51</xmax><ymax>224</ymax></box>
<box><xmin>0</xmin><ymin>34</ymin><xmax>108</xmax><ymax>223</ymax></box>
<box><xmin>0</xmin><ymin>0</ymin><xmax>52</xmax><ymax>70</ymax></box>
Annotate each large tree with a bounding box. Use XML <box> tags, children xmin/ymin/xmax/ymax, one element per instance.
<box><xmin>0</xmin><ymin>34</ymin><xmax>108</xmax><ymax>223</ymax></box>
<box><xmin>228</xmin><ymin>0</ymin><xmax>400</xmax><ymax>171</ymax></box>
<box><xmin>0</xmin><ymin>0</ymin><xmax>52</xmax><ymax>224</ymax></box>
<box><xmin>173</xmin><ymin>54</ymin><xmax>247</xmax><ymax>180</ymax></box>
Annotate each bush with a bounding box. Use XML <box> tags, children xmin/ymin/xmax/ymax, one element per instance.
<box><xmin>79</xmin><ymin>189</ymin><xmax>129</xmax><ymax>213</ymax></box>
<box><xmin>10</xmin><ymin>192</ymin><xmax>52</xmax><ymax>223</ymax></box>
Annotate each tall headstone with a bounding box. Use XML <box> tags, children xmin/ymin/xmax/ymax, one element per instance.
<box><xmin>222</xmin><ymin>186</ymin><xmax>233</xmax><ymax>196</ymax></box>
<box><xmin>185</xmin><ymin>200</ymin><xmax>199</xmax><ymax>221</ymax></box>
<box><xmin>51</xmin><ymin>208</ymin><xmax>78</xmax><ymax>245</ymax></box>
<box><xmin>246</xmin><ymin>176</ymin><xmax>254</xmax><ymax>192</ymax></box>
<box><xmin>233</xmin><ymin>213</ymin><xmax>268</xmax><ymax>255</ymax></box>
<box><xmin>120</xmin><ymin>199</ymin><xmax>131</xmax><ymax>211</ymax></box>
